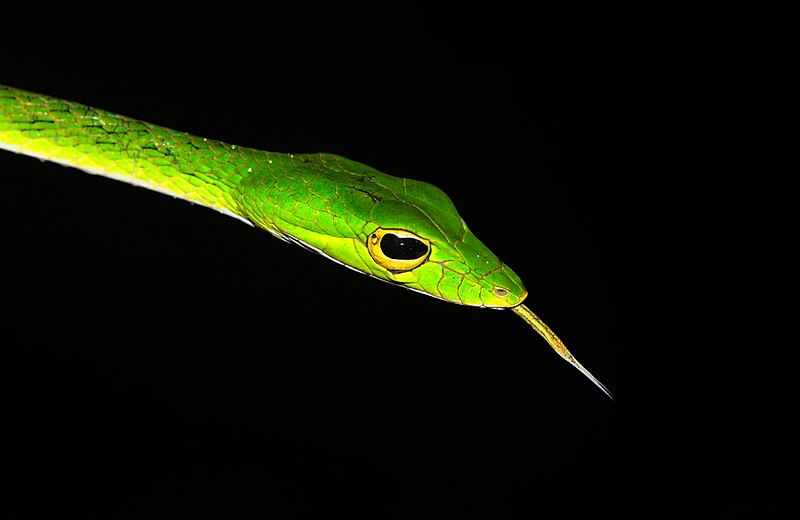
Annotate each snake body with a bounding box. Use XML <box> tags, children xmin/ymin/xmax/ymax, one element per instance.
<box><xmin>0</xmin><ymin>84</ymin><xmax>612</xmax><ymax>399</ymax></box>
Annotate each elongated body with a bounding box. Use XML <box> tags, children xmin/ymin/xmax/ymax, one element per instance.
<box><xmin>0</xmin><ymin>84</ymin><xmax>612</xmax><ymax>398</ymax></box>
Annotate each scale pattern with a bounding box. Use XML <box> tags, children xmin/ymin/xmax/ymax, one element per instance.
<box><xmin>0</xmin><ymin>84</ymin><xmax>526</xmax><ymax>308</ymax></box>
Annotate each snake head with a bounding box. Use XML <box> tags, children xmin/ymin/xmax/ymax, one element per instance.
<box><xmin>363</xmin><ymin>221</ymin><xmax>528</xmax><ymax>308</ymax></box>
<box><xmin>354</xmin><ymin>173</ymin><xmax>529</xmax><ymax>308</ymax></box>
<box><xmin>241</xmin><ymin>153</ymin><xmax>528</xmax><ymax>308</ymax></box>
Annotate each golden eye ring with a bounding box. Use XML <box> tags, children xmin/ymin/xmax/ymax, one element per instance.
<box><xmin>366</xmin><ymin>228</ymin><xmax>431</xmax><ymax>272</ymax></box>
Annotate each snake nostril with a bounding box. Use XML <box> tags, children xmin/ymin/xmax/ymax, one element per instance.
<box><xmin>492</xmin><ymin>287</ymin><xmax>508</xmax><ymax>297</ymax></box>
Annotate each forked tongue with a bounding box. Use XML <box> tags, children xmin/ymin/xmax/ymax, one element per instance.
<box><xmin>512</xmin><ymin>304</ymin><xmax>614</xmax><ymax>400</ymax></box>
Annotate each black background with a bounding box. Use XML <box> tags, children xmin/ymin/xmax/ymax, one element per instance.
<box><xmin>1</xmin><ymin>6</ymin><xmax>651</xmax><ymax>518</ymax></box>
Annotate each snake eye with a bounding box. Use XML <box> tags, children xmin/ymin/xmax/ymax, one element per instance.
<box><xmin>366</xmin><ymin>228</ymin><xmax>431</xmax><ymax>272</ymax></box>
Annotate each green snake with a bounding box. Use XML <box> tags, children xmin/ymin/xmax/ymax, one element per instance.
<box><xmin>0</xmin><ymin>84</ymin><xmax>612</xmax><ymax>399</ymax></box>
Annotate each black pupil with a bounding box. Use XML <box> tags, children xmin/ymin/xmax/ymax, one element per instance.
<box><xmin>380</xmin><ymin>233</ymin><xmax>428</xmax><ymax>260</ymax></box>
